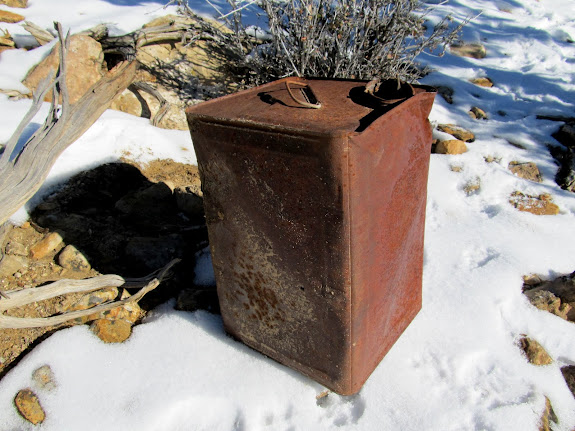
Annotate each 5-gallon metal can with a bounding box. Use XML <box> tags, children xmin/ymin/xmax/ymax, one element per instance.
<box><xmin>186</xmin><ymin>77</ymin><xmax>436</xmax><ymax>395</ymax></box>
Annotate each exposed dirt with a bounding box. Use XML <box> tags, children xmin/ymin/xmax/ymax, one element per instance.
<box><xmin>0</xmin><ymin>159</ymin><xmax>215</xmax><ymax>378</ymax></box>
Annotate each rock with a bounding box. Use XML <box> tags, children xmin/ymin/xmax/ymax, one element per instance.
<box><xmin>98</xmin><ymin>290</ymin><xmax>143</xmax><ymax>324</ymax></box>
<box><xmin>509</xmin><ymin>192</ymin><xmax>559</xmax><ymax>215</ymax></box>
<box><xmin>22</xmin><ymin>35</ymin><xmax>104</xmax><ymax>104</ymax></box>
<box><xmin>115</xmin><ymin>181</ymin><xmax>175</xmax><ymax>215</ymax></box>
<box><xmin>523</xmin><ymin>274</ymin><xmax>543</xmax><ymax>289</ymax></box>
<box><xmin>0</xmin><ymin>30</ymin><xmax>15</xmax><ymax>49</ymax></box>
<box><xmin>32</xmin><ymin>365</ymin><xmax>56</xmax><ymax>391</ymax></box>
<box><xmin>175</xmin><ymin>187</ymin><xmax>204</xmax><ymax>218</ymax></box>
<box><xmin>463</xmin><ymin>178</ymin><xmax>481</xmax><ymax>195</ymax></box>
<box><xmin>484</xmin><ymin>155</ymin><xmax>501</xmax><ymax>164</ymax></box>
<box><xmin>470</xmin><ymin>77</ymin><xmax>494</xmax><ymax>87</ymax></box>
<box><xmin>0</xmin><ymin>10</ymin><xmax>24</xmax><ymax>23</ymax></box>
<box><xmin>0</xmin><ymin>254</ymin><xmax>27</xmax><ymax>276</ymax></box>
<box><xmin>508</xmin><ymin>161</ymin><xmax>543</xmax><ymax>182</ymax></box>
<box><xmin>532</xmin><ymin>271</ymin><xmax>575</xmax><ymax>304</ymax></box>
<box><xmin>469</xmin><ymin>106</ymin><xmax>488</xmax><ymax>120</ymax></box>
<box><xmin>90</xmin><ymin>319</ymin><xmax>132</xmax><ymax>343</ymax></box>
<box><xmin>436</xmin><ymin>86</ymin><xmax>454</xmax><ymax>104</ymax></box>
<box><xmin>518</xmin><ymin>336</ymin><xmax>553</xmax><ymax>365</ymax></box>
<box><xmin>554</xmin><ymin>123</ymin><xmax>575</xmax><ymax>149</ymax></box>
<box><xmin>434</xmin><ymin>139</ymin><xmax>468</xmax><ymax>155</ymax></box>
<box><xmin>125</xmin><ymin>235</ymin><xmax>185</xmax><ymax>270</ymax></box>
<box><xmin>5</xmin><ymin>240</ymin><xmax>27</xmax><ymax>256</ymax></box>
<box><xmin>58</xmin><ymin>244</ymin><xmax>91</xmax><ymax>272</ymax></box>
<box><xmin>437</xmin><ymin>124</ymin><xmax>475</xmax><ymax>142</ymax></box>
<box><xmin>561</xmin><ymin>365</ymin><xmax>575</xmax><ymax>399</ymax></box>
<box><xmin>450</xmin><ymin>165</ymin><xmax>463</xmax><ymax>172</ymax></box>
<box><xmin>524</xmin><ymin>289</ymin><xmax>571</xmax><ymax>320</ymax></box>
<box><xmin>450</xmin><ymin>43</ymin><xmax>487</xmax><ymax>59</ymax></box>
<box><xmin>110</xmin><ymin>15</ymin><xmax>232</xmax><ymax>130</ymax></box>
<box><xmin>0</xmin><ymin>0</ymin><xmax>28</xmax><ymax>7</ymax></box>
<box><xmin>14</xmin><ymin>389</ymin><xmax>45</xmax><ymax>425</ymax></box>
<box><xmin>29</xmin><ymin>232</ymin><xmax>63</xmax><ymax>259</ymax></box>
<box><xmin>539</xmin><ymin>397</ymin><xmax>558</xmax><ymax>431</ymax></box>
<box><xmin>61</xmin><ymin>286</ymin><xmax>119</xmax><ymax>323</ymax></box>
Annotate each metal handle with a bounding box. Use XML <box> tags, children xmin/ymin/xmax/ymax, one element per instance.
<box><xmin>285</xmin><ymin>79</ymin><xmax>322</xmax><ymax>109</ymax></box>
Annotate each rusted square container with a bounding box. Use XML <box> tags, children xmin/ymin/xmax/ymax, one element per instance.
<box><xmin>186</xmin><ymin>77</ymin><xmax>435</xmax><ymax>395</ymax></box>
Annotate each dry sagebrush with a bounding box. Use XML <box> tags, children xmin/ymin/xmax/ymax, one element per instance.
<box><xmin>171</xmin><ymin>0</ymin><xmax>467</xmax><ymax>89</ymax></box>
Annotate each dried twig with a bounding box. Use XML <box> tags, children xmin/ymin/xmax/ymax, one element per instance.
<box><xmin>21</xmin><ymin>21</ymin><xmax>55</xmax><ymax>46</ymax></box>
<box><xmin>0</xmin><ymin>259</ymin><xmax>180</xmax><ymax>329</ymax></box>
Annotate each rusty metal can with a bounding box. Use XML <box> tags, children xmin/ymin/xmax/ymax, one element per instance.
<box><xmin>186</xmin><ymin>78</ymin><xmax>436</xmax><ymax>395</ymax></box>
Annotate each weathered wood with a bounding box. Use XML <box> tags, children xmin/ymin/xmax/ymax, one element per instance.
<box><xmin>21</xmin><ymin>21</ymin><xmax>55</xmax><ymax>46</ymax></box>
<box><xmin>0</xmin><ymin>259</ymin><xmax>179</xmax><ymax>329</ymax></box>
<box><xmin>0</xmin><ymin>22</ymin><xmax>138</xmax><ymax>226</ymax></box>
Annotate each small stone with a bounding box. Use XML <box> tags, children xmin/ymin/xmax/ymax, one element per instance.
<box><xmin>98</xmin><ymin>292</ymin><xmax>143</xmax><ymax>324</ymax></box>
<box><xmin>450</xmin><ymin>165</ymin><xmax>463</xmax><ymax>172</ymax></box>
<box><xmin>469</xmin><ymin>106</ymin><xmax>488</xmax><ymax>120</ymax></box>
<box><xmin>509</xmin><ymin>192</ymin><xmax>559</xmax><ymax>215</ymax></box>
<box><xmin>508</xmin><ymin>161</ymin><xmax>543</xmax><ymax>182</ymax></box>
<box><xmin>14</xmin><ymin>389</ymin><xmax>45</xmax><ymax>425</ymax></box>
<box><xmin>436</xmin><ymin>86</ymin><xmax>454</xmax><ymax>104</ymax></box>
<box><xmin>90</xmin><ymin>319</ymin><xmax>132</xmax><ymax>343</ymax></box>
<box><xmin>561</xmin><ymin>365</ymin><xmax>575</xmax><ymax>400</ymax></box>
<box><xmin>21</xmin><ymin>221</ymin><xmax>30</xmax><ymax>229</ymax></box>
<box><xmin>539</xmin><ymin>397</ymin><xmax>558</xmax><ymax>431</ymax></box>
<box><xmin>434</xmin><ymin>139</ymin><xmax>468</xmax><ymax>155</ymax></box>
<box><xmin>463</xmin><ymin>178</ymin><xmax>481</xmax><ymax>195</ymax></box>
<box><xmin>450</xmin><ymin>43</ymin><xmax>487</xmax><ymax>59</ymax></box>
<box><xmin>518</xmin><ymin>336</ymin><xmax>553</xmax><ymax>366</ymax></box>
<box><xmin>62</xmin><ymin>287</ymin><xmax>119</xmax><ymax>323</ymax></box>
<box><xmin>5</xmin><ymin>240</ymin><xmax>27</xmax><ymax>256</ymax></box>
<box><xmin>437</xmin><ymin>124</ymin><xmax>475</xmax><ymax>142</ymax></box>
<box><xmin>484</xmin><ymin>155</ymin><xmax>501</xmax><ymax>164</ymax></box>
<box><xmin>524</xmin><ymin>289</ymin><xmax>571</xmax><ymax>320</ymax></box>
<box><xmin>0</xmin><ymin>254</ymin><xmax>27</xmax><ymax>276</ymax></box>
<box><xmin>29</xmin><ymin>232</ymin><xmax>63</xmax><ymax>259</ymax></box>
<box><xmin>523</xmin><ymin>274</ymin><xmax>543</xmax><ymax>289</ymax></box>
<box><xmin>0</xmin><ymin>0</ymin><xmax>28</xmax><ymax>7</ymax></box>
<box><xmin>32</xmin><ymin>365</ymin><xmax>56</xmax><ymax>391</ymax></box>
<box><xmin>0</xmin><ymin>10</ymin><xmax>24</xmax><ymax>23</ymax></box>
<box><xmin>470</xmin><ymin>77</ymin><xmax>494</xmax><ymax>87</ymax></box>
<box><xmin>58</xmin><ymin>244</ymin><xmax>91</xmax><ymax>272</ymax></box>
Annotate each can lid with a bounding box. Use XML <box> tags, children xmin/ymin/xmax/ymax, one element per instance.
<box><xmin>186</xmin><ymin>78</ymin><xmax>434</xmax><ymax>137</ymax></box>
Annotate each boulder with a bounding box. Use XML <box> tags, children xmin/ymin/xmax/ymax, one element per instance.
<box><xmin>518</xmin><ymin>336</ymin><xmax>553</xmax><ymax>366</ymax></box>
<box><xmin>29</xmin><ymin>232</ymin><xmax>63</xmax><ymax>259</ymax></box>
<box><xmin>508</xmin><ymin>161</ymin><xmax>542</xmax><ymax>182</ymax></box>
<box><xmin>469</xmin><ymin>106</ymin><xmax>488</xmax><ymax>120</ymax></box>
<box><xmin>434</xmin><ymin>139</ymin><xmax>468</xmax><ymax>155</ymax></box>
<box><xmin>437</xmin><ymin>124</ymin><xmax>475</xmax><ymax>142</ymax></box>
<box><xmin>508</xmin><ymin>192</ymin><xmax>559</xmax><ymax>215</ymax></box>
<box><xmin>22</xmin><ymin>35</ymin><xmax>105</xmax><ymax>104</ymax></box>
<box><xmin>14</xmin><ymin>389</ymin><xmax>45</xmax><ymax>425</ymax></box>
<box><xmin>58</xmin><ymin>244</ymin><xmax>91</xmax><ymax>272</ymax></box>
<box><xmin>0</xmin><ymin>10</ymin><xmax>24</xmax><ymax>23</ymax></box>
<box><xmin>450</xmin><ymin>43</ymin><xmax>487</xmax><ymax>59</ymax></box>
<box><xmin>0</xmin><ymin>0</ymin><xmax>28</xmax><ymax>7</ymax></box>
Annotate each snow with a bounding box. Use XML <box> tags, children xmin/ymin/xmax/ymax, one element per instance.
<box><xmin>1</xmin><ymin>0</ymin><xmax>575</xmax><ymax>430</ymax></box>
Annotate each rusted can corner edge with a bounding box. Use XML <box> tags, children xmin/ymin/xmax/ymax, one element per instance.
<box><xmin>186</xmin><ymin>113</ymin><xmax>357</xmax><ymax>140</ymax></box>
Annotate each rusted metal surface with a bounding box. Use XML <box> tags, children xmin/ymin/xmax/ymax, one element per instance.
<box><xmin>186</xmin><ymin>77</ymin><xmax>436</xmax><ymax>395</ymax></box>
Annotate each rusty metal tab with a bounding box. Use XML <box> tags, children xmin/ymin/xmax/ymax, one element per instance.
<box><xmin>186</xmin><ymin>78</ymin><xmax>436</xmax><ymax>395</ymax></box>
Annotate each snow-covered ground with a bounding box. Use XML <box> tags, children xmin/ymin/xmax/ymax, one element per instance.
<box><xmin>1</xmin><ymin>0</ymin><xmax>575</xmax><ymax>429</ymax></box>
